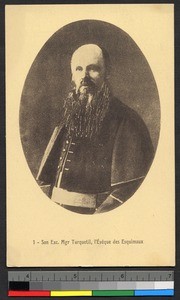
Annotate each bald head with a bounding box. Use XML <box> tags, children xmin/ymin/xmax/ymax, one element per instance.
<box><xmin>71</xmin><ymin>44</ymin><xmax>106</xmax><ymax>93</ymax></box>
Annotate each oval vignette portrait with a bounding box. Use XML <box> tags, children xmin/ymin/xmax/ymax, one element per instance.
<box><xmin>19</xmin><ymin>20</ymin><xmax>160</xmax><ymax>215</ymax></box>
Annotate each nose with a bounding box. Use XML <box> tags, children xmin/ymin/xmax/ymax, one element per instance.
<box><xmin>81</xmin><ymin>68</ymin><xmax>89</xmax><ymax>79</ymax></box>
<box><xmin>80</xmin><ymin>70</ymin><xmax>90</xmax><ymax>84</ymax></box>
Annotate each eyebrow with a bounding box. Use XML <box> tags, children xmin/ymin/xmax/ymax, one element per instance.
<box><xmin>87</xmin><ymin>64</ymin><xmax>101</xmax><ymax>72</ymax></box>
<box><xmin>75</xmin><ymin>64</ymin><xmax>101</xmax><ymax>72</ymax></box>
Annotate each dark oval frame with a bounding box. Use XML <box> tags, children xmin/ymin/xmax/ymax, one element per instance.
<box><xmin>19</xmin><ymin>19</ymin><xmax>160</xmax><ymax>212</ymax></box>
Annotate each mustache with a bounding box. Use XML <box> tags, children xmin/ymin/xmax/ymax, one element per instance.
<box><xmin>79</xmin><ymin>77</ymin><xmax>96</xmax><ymax>90</ymax></box>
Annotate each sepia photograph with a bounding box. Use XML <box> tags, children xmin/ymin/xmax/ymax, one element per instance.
<box><xmin>20</xmin><ymin>20</ymin><xmax>160</xmax><ymax>214</ymax></box>
<box><xmin>6</xmin><ymin>4</ymin><xmax>174</xmax><ymax>267</ymax></box>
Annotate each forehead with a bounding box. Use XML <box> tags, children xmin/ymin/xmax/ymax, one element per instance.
<box><xmin>71</xmin><ymin>44</ymin><xmax>104</xmax><ymax>70</ymax></box>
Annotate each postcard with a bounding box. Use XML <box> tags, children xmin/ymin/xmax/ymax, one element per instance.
<box><xmin>6</xmin><ymin>4</ymin><xmax>174</xmax><ymax>266</ymax></box>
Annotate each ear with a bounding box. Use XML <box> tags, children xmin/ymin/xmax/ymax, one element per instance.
<box><xmin>71</xmin><ymin>80</ymin><xmax>76</xmax><ymax>89</ymax></box>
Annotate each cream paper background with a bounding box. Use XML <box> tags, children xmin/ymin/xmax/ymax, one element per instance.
<box><xmin>6</xmin><ymin>4</ymin><xmax>174</xmax><ymax>266</ymax></box>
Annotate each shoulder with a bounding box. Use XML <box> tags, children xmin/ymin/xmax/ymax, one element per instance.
<box><xmin>110</xmin><ymin>97</ymin><xmax>150</xmax><ymax>136</ymax></box>
<box><xmin>110</xmin><ymin>97</ymin><xmax>154</xmax><ymax>153</ymax></box>
<box><xmin>110</xmin><ymin>97</ymin><xmax>143</xmax><ymax>123</ymax></box>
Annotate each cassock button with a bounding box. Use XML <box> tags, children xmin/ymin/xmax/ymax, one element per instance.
<box><xmin>66</xmin><ymin>140</ymin><xmax>69</xmax><ymax>144</ymax></box>
<box><xmin>62</xmin><ymin>148</ymin><xmax>66</xmax><ymax>152</ymax></box>
<box><xmin>60</xmin><ymin>157</ymin><xmax>62</xmax><ymax>160</ymax></box>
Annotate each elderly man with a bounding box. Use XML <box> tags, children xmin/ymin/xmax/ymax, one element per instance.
<box><xmin>36</xmin><ymin>44</ymin><xmax>154</xmax><ymax>214</ymax></box>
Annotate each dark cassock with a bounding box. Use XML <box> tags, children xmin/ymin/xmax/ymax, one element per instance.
<box><xmin>36</xmin><ymin>44</ymin><xmax>154</xmax><ymax>214</ymax></box>
<box><xmin>36</xmin><ymin>92</ymin><xmax>154</xmax><ymax>214</ymax></box>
